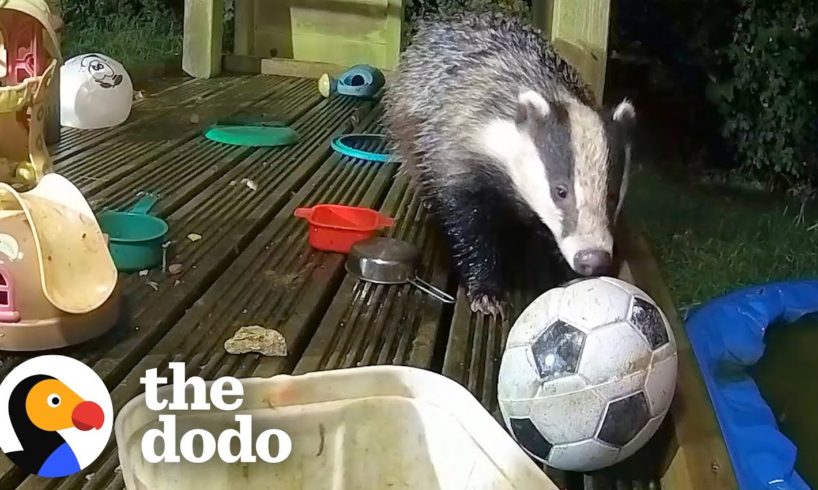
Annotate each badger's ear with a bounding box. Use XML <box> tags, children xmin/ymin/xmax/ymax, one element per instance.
<box><xmin>516</xmin><ymin>90</ymin><xmax>551</xmax><ymax>126</ymax></box>
<box><xmin>611</xmin><ymin>99</ymin><xmax>636</xmax><ymax>126</ymax></box>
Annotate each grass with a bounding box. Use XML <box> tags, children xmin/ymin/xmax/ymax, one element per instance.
<box><xmin>61</xmin><ymin>13</ymin><xmax>181</xmax><ymax>68</ymax></box>
<box><xmin>625</xmin><ymin>164</ymin><xmax>818</xmax><ymax>312</ymax></box>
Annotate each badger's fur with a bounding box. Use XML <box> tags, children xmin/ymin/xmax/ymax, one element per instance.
<box><xmin>383</xmin><ymin>13</ymin><xmax>636</xmax><ymax>316</ymax></box>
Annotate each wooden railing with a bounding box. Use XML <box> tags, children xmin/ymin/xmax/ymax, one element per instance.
<box><xmin>532</xmin><ymin>0</ymin><xmax>610</xmax><ymax>105</ymax></box>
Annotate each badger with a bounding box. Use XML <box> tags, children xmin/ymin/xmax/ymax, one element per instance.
<box><xmin>383</xmin><ymin>13</ymin><xmax>636</xmax><ymax>317</ymax></box>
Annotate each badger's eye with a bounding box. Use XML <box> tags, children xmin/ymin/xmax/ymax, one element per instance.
<box><xmin>554</xmin><ymin>185</ymin><xmax>569</xmax><ymax>200</ymax></box>
<box><xmin>47</xmin><ymin>394</ymin><xmax>61</xmax><ymax>407</ymax></box>
<box><xmin>608</xmin><ymin>192</ymin><xmax>619</xmax><ymax>204</ymax></box>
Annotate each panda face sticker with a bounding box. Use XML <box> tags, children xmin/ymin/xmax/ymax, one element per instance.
<box><xmin>79</xmin><ymin>55</ymin><xmax>123</xmax><ymax>89</ymax></box>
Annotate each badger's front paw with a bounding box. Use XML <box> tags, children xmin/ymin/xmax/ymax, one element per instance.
<box><xmin>467</xmin><ymin>289</ymin><xmax>510</xmax><ymax>319</ymax></box>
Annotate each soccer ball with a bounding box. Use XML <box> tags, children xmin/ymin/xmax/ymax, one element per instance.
<box><xmin>497</xmin><ymin>277</ymin><xmax>678</xmax><ymax>472</ymax></box>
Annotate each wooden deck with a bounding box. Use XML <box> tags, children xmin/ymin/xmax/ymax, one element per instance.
<box><xmin>0</xmin><ymin>74</ymin><xmax>670</xmax><ymax>490</ymax></box>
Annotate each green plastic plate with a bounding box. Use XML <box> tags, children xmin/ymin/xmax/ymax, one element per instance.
<box><xmin>204</xmin><ymin>124</ymin><xmax>300</xmax><ymax>147</ymax></box>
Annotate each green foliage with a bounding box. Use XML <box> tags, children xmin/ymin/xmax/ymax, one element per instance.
<box><xmin>696</xmin><ymin>0</ymin><xmax>818</xmax><ymax>186</ymax></box>
<box><xmin>59</xmin><ymin>0</ymin><xmax>181</xmax><ymax>67</ymax></box>
<box><xmin>60</xmin><ymin>0</ymin><xmax>172</xmax><ymax>25</ymax></box>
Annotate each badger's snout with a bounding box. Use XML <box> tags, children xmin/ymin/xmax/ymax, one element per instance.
<box><xmin>573</xmin><ymin>249</ymin><xmax>612</xmax><ymax>276</ymax></box>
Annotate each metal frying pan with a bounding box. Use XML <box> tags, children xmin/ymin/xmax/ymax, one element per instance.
<box><xmin>345</xmin><ymin>237</ymin><xmax>455</xmax><ymax>304</ymax></box>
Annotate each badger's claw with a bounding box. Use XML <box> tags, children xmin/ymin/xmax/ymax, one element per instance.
<box><xmin>468</xmin><ymin>293</ymin><xmax>509</xmax><ymax>319</ymax></box>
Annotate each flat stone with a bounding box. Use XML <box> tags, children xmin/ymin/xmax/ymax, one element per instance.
<box><xmin>224</xmin><ymin>325</ymin><xmax>287</xmax><ymax>357</ymax></box>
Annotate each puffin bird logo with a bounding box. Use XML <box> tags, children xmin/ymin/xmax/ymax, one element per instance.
<box><xmin>5</xmin><ymin>374</ymin><xmax>105</xmax><ymax>477</ymax></box>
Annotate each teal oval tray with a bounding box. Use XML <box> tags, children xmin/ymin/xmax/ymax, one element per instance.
<box><xmin>204</xmin><ymin>124</ymin><xmax>299</xmax><ymax>147</ymax></box>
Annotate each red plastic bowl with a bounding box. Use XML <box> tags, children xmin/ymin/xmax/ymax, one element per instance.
<box><xmin>294</xmin><ymin>204</ymin><xmax>395</xmax><ymax>253</ymax></box>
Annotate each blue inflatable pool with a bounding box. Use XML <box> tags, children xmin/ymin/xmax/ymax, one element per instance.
<box><xmin>685</xmin><ymin>280</ymin><xmax>816</xmax><ymax>490</ymax></box>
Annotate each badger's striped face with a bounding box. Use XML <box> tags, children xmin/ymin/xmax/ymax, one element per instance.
<box><xmin>478</xmin><ymin>90</ymin><xmax>636</xmax><ymax>276</ymax></box>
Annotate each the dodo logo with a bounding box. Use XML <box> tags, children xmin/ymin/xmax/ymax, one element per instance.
<box><xmin>0</xmin><ymin>356</ymin><xmax>113</xmax><ymax>478</ymax></box>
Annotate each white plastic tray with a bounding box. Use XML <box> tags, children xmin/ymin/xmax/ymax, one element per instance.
<box><xmin>115</xmin><ymin>365</ymin><xmax>558</xmax><ymax>489</ymax></box>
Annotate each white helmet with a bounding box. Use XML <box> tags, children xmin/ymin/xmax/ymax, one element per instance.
<box><xmin>60</xmin><ymin>53</ymin><xmax>133</xmax><ymax>129</ymax></box>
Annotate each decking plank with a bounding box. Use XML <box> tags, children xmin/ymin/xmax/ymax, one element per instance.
<box><xmin>85</xmin><ymin>79</ymin><xmax>320</xmax><ymax>214</ymax></box>
<box><xmin>0</xmin><ymin>76</ymin><xmax>322</xmax><ymax>375</ymax></box>
<box><xmin>0</xmin><ymin>73</ymin><xmax>673</xmax><ymax>490</ymax></box>
<box><xmin>132</xmin><ymin>75</ymin><xmax>190</xmax><ymax>94</ymax></box>
<box><xmin>0</xmin><ymin>77</ymin><xmax>371</xmax><ymax>489</ymax></box>
<box><xmin>56</xmin><ymin>76</ymin><xmax>310</xmax><ymax>201</ymax></box>
<box><xmin>441</xmin><ymin>238</ymin><xmax>561</xmax><ymax>414</ymax></box>
<box><xmin>42</xmin><ymin>106</ymin><xmax>396</xmax><ymax>490</ymax></box>
<box><xmin>0</xmin><ymin>75</ymin><xmax>261</xmax><ymax>489</ymax></box>
<box><xmin>51</xmin><ymin>76</ymin><xmax>247</xmax><ymax>162</ymax></box>
<box><xmin>52</xmin><ymin>74</ymin><xmax>258</xmax><ymax>179</ymax></box>
<box><xmin>292</xmin><ymin>174</ymin><xmax>452</xmax><ymax>374</ymax></box>
<box><xmin>95</xmin><ymin>97</ymin><xmax>370</xmax><ymax>380</ymax></box>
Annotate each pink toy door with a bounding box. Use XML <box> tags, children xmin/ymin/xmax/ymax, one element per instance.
<box><xmin>0</xmin><ymin>10</ymin><xmax>46</xmax><ymax>85</ymax></box>
<box><xmin>0</xmin><ymin>268</ymin><xmax>19</xmax><ymax>323</ymax></box>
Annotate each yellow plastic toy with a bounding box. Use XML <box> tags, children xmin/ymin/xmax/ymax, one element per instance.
<box><xmin>0</xmin><ymin>0</ymin><xmax>121</xmax><ymax>351</ymax></box>
<box><xmin>0</xmin><ymin>0</ymin><xmax>61</xmax><ymax>191</ymax></box>
<box><xmin>0</xmin><ymin>175</ymin><xmax>121</xmax><ymax>350</ymax></box>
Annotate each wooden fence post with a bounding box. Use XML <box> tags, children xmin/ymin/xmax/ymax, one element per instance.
<box><xmin>532</xmin><ymin>0</ymin><xmax>611</xmax><ymax>105</ymax></box>
<box><xmin>183</xmin><ymin>0</ymin><xmax>224</xmax><ymax>78</ymax></box>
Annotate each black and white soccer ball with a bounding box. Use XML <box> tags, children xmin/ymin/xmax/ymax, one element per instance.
<box><xmin>497</xmin><ymin>277</ymin><xmax>678</xmax><ymax>472</ymax></box>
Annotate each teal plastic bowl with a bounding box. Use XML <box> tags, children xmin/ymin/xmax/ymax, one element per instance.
<box><xmin>97</xmin><ymin>195</ymin><xmax>168</xmax><ymax>272</ymax></box>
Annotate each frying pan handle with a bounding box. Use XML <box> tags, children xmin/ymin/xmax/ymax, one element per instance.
<box><xmin>128</xmin><ymin>194</ymin><xmax>159</xmax><ymax>215</ymax></box>
<box><xmin>376</xmin><ymin>214</ymin><xmax>395</xmax><ymax>229</ymax></box>
<box><xmin>294</xmin><ymin>207</ymin><xmax>314</xmax><ymax>220</ymax></box>
<box><xmin>408</xmin><ymin>278</ymin><xmax>456</xmax><ymax>304</ymax></box>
